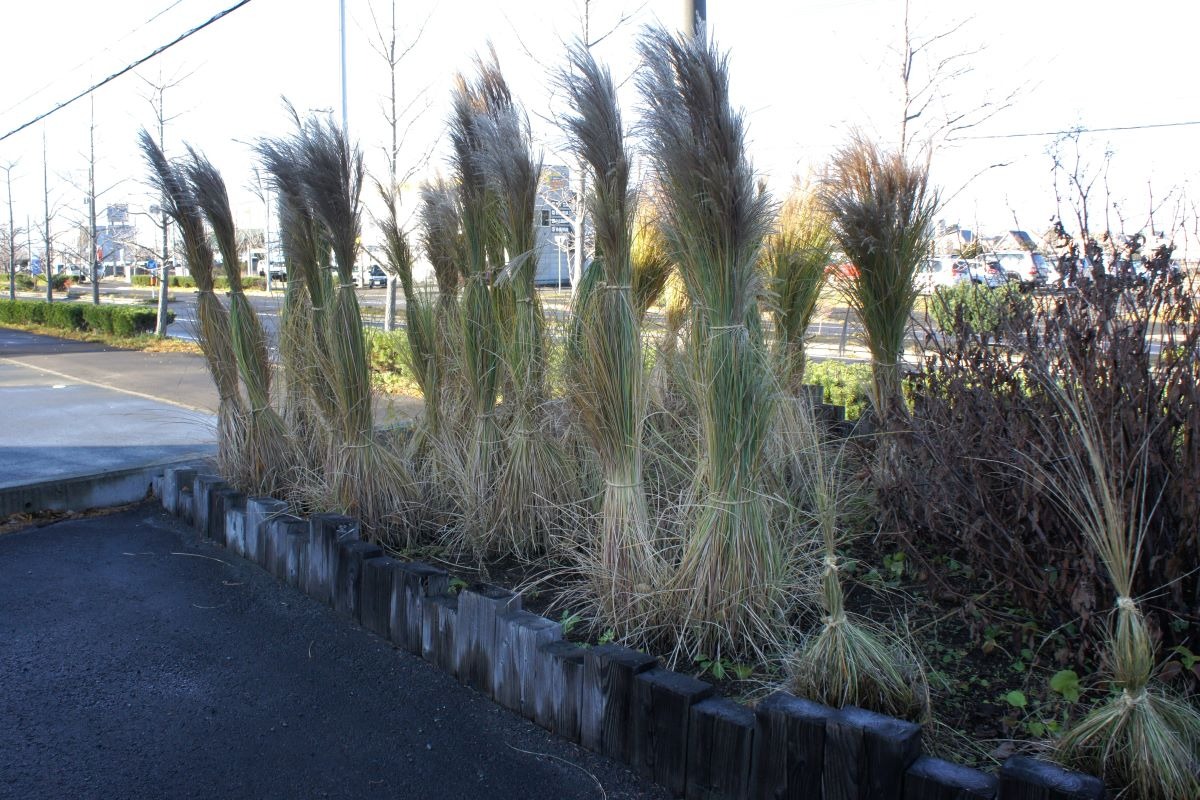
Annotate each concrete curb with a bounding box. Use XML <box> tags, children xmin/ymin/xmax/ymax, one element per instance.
<box><xmin>0</xmin><ymin>453</ymin><xmax>212</xmax><ymax>517</ymax></box>
<box><xmin>172</xmin><ymin>468</ymin><xmax>1107</xmax><ymax>800</ymax></box>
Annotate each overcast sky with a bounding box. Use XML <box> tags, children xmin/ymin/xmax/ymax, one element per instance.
<box><xmin>1</xmin><ymin>0</ymin><xmax>1197</xmax><ymax>258</ymax></box>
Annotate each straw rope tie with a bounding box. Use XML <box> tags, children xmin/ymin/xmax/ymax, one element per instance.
<box><xmin>1120</xmin><ymin>687</ymin><xmax>1147</xmax><ymax>707</ymax></box>
<box><xmin>1116</xmin><ymin>596</ymin><xmax>1137</xmax><ymax>612</ymax></box>
<box><xmin>604</xmin><ymin>480</ymin><xmax>641</xmax><ymax>489</ymax></box>
<box><xmin>822</xmin><ymin>555</ymin><xmax>840</xmax><ymax>573</ymax></box>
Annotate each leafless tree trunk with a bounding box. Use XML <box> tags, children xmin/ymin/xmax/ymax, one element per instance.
<box><xmin>140</xmin><ymin>67</ymin><xmax>189</xmax><ymax>336</ymax></box>
<box><xmin>43</xmin><ymin>130</ymin><xmax>53</xmax><ymax>303</ymax></box>
<box><xmin>3</xmin><ymin>161</ymin><xmax>16</xmax><ymax>301</ymax></box>
<box><xmin>366</xmin><ymin>0</ymin><xmax>430</xmax><ymax>331</ymax></box>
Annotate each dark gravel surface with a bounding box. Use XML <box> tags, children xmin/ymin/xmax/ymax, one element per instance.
<box><xmin>0</xmin><ymin>503</ymin><xmax>668</xmax><ymax>800</ymax></box>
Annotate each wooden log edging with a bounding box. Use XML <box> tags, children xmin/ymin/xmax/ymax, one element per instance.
<box><xmin>160</xmin><ymin>470</ymin><xmax>1106</xmax><ymax>800</ymax></box>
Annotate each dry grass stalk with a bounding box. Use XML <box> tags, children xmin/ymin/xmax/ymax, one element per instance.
<box><xmin>184</xmin><ymin>148</ymin><xmax>292</xmax><ymax>496</ymax></box>
<box><xmin>630</xmin><ymin>192</ymin><xmax>674</xmax><ymax>321</ymax></box>
<box><xmin>138</xmin><ymin>130</ymin><xmax>246</xmax><ymax>480</ymax></box>
<box><xmin>820</xmin><ymin>134</ymin><xmax>936</xmax><ymax>428</ymax></box>
<box><xmin>473</xmin><ymin>56</ymin><xmax>575</xmax><ymax>556</ymax></box>
<box><xmin>637</xmin><ymin>27</ymin><xmax>785</xmax><ymax>659</ymax></box>
<box><xmin>1022</xmin><ymin>357</ymin><xmax>1200</xmax><ymax>800</ymax></box>
<box><xmin>782</xmin><ymin>399</ymin><xmax>927</xmax><ymax>719</ymax></box>
<box><xmin>291</xmin><ymin>115</ymin><xmax>415</xmax><ymax>538</ymax></box>
<box><xmin>438</xmin><ymin>56</ymin><xmax>514</xmax><ymax>557</ymax></box>
<box><xmin>763</xmin><ymin>181</ymin><xmax>834</xmax><ymax>392</ymax></box>
<box><xmin>560</xmin><ymin>42</ymin><xmax>663</xmax><ymax>627</ymax></box>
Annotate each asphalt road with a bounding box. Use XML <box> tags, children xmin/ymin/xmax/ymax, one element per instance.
<box><xmin>0</xmin><ymin>504</ymin><xmax>667</xmax><ymax>800</ymax></box>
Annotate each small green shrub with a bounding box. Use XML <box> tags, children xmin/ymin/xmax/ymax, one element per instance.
<box><xmin>928</xmin><ymin>282</ymin><xmax>1031</xmax><ymax>337</ymax></box>
<box><xmin>169</xmin><ymin>275</ymin><xmax>197</xmax><ymax>288</ymax></box>
<box><xmin>131</xmin><ymin>275</ymin><xmax>154</xmax><ymax>287</ymax></box>
<box><xmin>14</xmin><ymin>273</ymin><xmax>36</xmax><ymax>291</ymax></box>
<box><xmin>50</xmin><ymin>274</ymin><xmax>70</xmax><ymax>291</ymax></box>
<box><xmin>45</xmin><ymin>303</ymin><xmax>84</xmax><ymax>329</ymax></box>
<box><xmin>0</xmin><ymin>299</ymin><xmax>170</xmax><ymax>336</ymax></box>
<box><xmin>0</xmin><ymin>299</ymin><xmax>45</xmax><ymax>324</ymax></box>
<box><xmin>804</xmin><ymin>359</ymin><xmax>872</xmax><ymax>420</ymax></box>
<box><xmin>81</xmin><ymin>303</ymin><xmax>114</xmax><ymax>334</ymax></box>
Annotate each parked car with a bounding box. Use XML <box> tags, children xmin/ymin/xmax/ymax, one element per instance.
<box><xmin>964</xmin><ymin>257</ymin><xmax>1010</xmax><ymax>288</ymax></box>
<box><xmin>354</xmin><ymin>265</ymin><xmax>388</xmax><ymax>289</ymax></box>
<box><xmin>916</xmin><ymin>256</ymin><xmax>972</xmax><ymax>292</ymax></box>
<box><xmin>992</xmin><ymin>251</ymin><xmax>1051</xmax><ymax>288</ymax></box>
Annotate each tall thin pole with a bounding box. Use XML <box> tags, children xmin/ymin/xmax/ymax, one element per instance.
<box><xmin>43</xmin><ymin>129</ymin><xmax>52</xmax><ymax>303</ymax></box>
<box><xmin>339</xmin><ymin>0</ymin><xmax>349</xmax><ymax>133</ymax></box>
<box><xmin>682</xmin><ymin>0</ymin><xmax>706</xmax><ymax>35</ymax></box>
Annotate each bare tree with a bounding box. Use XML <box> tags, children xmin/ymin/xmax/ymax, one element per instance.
<box><xmin>140</xmin><ymin>66</ymin><xmax>191</xmax><ymax>336</ymax></box>
<box><xmin>2</xmin><ymin>160</ymin><xmax>18</xmax><ymax>301</ymax></box>
<box><xmin>897</xmin><ymin>0</ymin><xmax>1021</xmax><ymax>159</ymax></box>
<box><xmin>365</xmin><ymin>0</ymin><xmax>432</xmax><ymax>331</ymax></box>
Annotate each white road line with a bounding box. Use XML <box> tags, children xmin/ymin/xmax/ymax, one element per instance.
<box><xmin>0</xmin><ymin>356</ymin><xmax>214</xmax><ymax>415</ymax></box>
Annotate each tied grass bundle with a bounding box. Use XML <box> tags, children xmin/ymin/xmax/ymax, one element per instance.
<box><xmin>820</xmin><ymin>134</ymin><xmax>937</xmax><ymax>429</ymax></box>
<box><xmin>630</xmin><ymin>196</ymin><xmax>674</xmax><ymax>321</ymax></box>
<box><xmin>784</xmin><ymin>401</ymin><xmax>927</xmax><ymax>719</ymax></box>
<box><xmin>764</xmin><ymin>182</ymin><xmax>834</xmax><ymax>392</ymax></box>
<box><xmin>184</xmin><ymin>148</ymin><xmax>291</xmax><ymax>496</ymax></box>
<box><xmin>561</xmin><ymin>43</ymin><xmax>661</xmax><ymax>626</ymax></box>
<box><xmin>637</xmin><ymin>27</ymin><xmax>785</xmax><ymax>658</ymax></box>
<box><xmin>138</xmin><ymin>130</ymin><xmax>245</xmax><ymax>478</ymax></box>
<box><xmin>1026</xmin><ymin>366</ymin><xmax>1200</xmax><ymax>800</ymax></box>
<box><xmin>380</xmin><ymin>184</ymin><xmax>442</xmax><ymax>441</ymax></box>
<box><xmin>257</xmin><ymin>135</ymin><xmax>337</xmax><ymax>446</ymax></box>
<box><xmin>293</xmin><ymin>115</ymin><xmax>415</xmax><ymax>538</ymax></box>
<box><xmin>443</xmin><ymin>61</ymin><xmax>507</xmax><ymax>555</ymax></box>
<box><xmin>478</xmin><ymin>56</ymin><xmax>572</xmax><ymax>556</ymax></box>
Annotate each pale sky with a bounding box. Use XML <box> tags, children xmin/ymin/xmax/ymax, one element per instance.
<box><xmin>1</xmin><ymin>0</ymin><xmax>1197</xmax><ymax>260</ymax></box>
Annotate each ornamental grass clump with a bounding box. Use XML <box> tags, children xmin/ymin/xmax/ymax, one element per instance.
<box><xmin>763</xmin><ymin>182</ymin><xmax>834</xmax><ymax>393</ymax></box>
<box><xmin>379</xmin><ymin>185</ymin><xmax>443</xmax><ymax>443</ymax></box>
<box><xmin>784</xmin><ymin>402</ymin><xmax>927</xmax><ymax>719</ymax></box>
<box><xmin>1025</xmin><ymin>363</ymin><xmax>1200</xmax><ymax>800</ymax></box>
<box><xmin>820</xmin><ymin>135</ymin><xmax>937</xmax><ymax>429</ymax></box>
<box><xmin>440</xmin><ymin>61</ymin><xmax>509</xmax><ymax>556</ymax></box>
<box><xmin>477</xmin><ymin>65</ymin><xmax>573</xmax><ymax>555</ymax></box>
<box><xmin>638</xmin><ymin>27</ymin><xmax>785</xmax><ymax>658</ymax></box>
<box><xmin>292</xmin><ymin>116</ymin><xmax>415</xmax><ymax>538</ymax></box>
<box><xmin>184</xmin><ymin>148</ymin><xmax>292</xmax><ymax>496</ymax></box>
<box><xmin>630</xmin><ymin>196</ymin><xmax>674</xmax><ymax>321</ymax></box>
<box><xmin>560</xmin><ymin>42</ymin><xmax>662</xmax><ymax>627</ymax></box>
<box><xmin>138</xmin><ymin>130</ymin><xmax>245</xmax><ymax>480</ymax></box>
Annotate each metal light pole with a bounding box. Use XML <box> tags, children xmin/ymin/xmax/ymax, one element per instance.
<box><xmin>339</xmin><ymin>0</ymin><xmax>349</xmax><ymax>133</ymax></box>
<box><xmin>682</xmin><ymin>0</ymin><xmax>707</xmax><ymax>35</ymax></box>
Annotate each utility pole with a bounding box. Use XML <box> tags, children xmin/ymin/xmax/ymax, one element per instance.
<box><xmin>43</xmin><ymin>129</ymin><xmax>52</xmax><ymax>303</ymax></box>
<box><xmin>682</xmin><ymin>0</ymin><xmax>706</xmax><ymax>36</ymax></box>
<box><xmin>339</xmin><ymin>0</ymin><xmax>349</xmax><ymax>133</ymax></box>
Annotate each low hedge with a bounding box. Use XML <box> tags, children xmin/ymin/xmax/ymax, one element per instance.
<box><xmin>0</xmin><ymin>299</ymin><xmax>171</xmax><ymax>336</ymax></box>
<box><xmin>927</xmin><ymin>282</ymin><xmax>1031</xmax><ymax>338</ymax></box>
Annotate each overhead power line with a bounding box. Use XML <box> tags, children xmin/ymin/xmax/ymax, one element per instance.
<box><xmin>957</xmin><ymin>119</ymin><xmax>1200</xmax><ymax>141</ymax></box>
<box><xmin>0</xmin><ymin>0</ymin><xmax>256</xmax><ymax>145</ymax></box>
<box><xmin>0</xmin><ymin>0</ymin><xmax>187</xmax><ymax>120</ymax></box>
